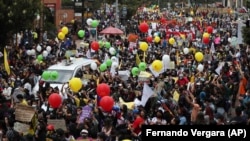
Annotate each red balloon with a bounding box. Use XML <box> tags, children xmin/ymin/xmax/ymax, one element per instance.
<box><xmin>139</xmin><ymin>22</ymin><xmax>149</xmax><ymax>33</ymax></box>
<box><xmin>203</xmin><ymin>37</ymin><xmax>210</xmax><ymax>44</ymax></box>
<box><xmin>207</xmin><ymin>26</ymin><xmax>213</xmax><ymax>34</ymax></box>
<box><xmin>91</xmin><ymin>41</ymin><xmax>99</xmax><ymax>51</ymax></box>
<box><xmin>146</xmin><ymin>36</ymin><xmax>153</xmax><ymax>43</ymax></box>
<box><xmin>96</xmin><ymin>83</ymin><xmax>110</xmax><ymax>97</ymax></box>
<box><xmin>99</xmin><ymin>96</ymin><xmax>114</xmax><ymax>112</ymax></box>
<box><xmin>48</xmin><ymin>93</ymin><xmax>62</xmax><ymax>108</ymax></box>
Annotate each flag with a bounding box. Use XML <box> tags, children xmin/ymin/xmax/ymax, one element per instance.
<box><xmin>96</xmin><ymin>78</ymin><xmax>99</xmax><ymax>85</ymax></box>
<box><xmin>4</xmin><ymin>48</ymin><xmax>10</xmax><ymax>75</ymax></box>
<box><xmin>86</xmin><ymin>49</ymin><xmax>91</xmax><ymax>58</ymax></box>
<box><xmin>143</xmin><ymin>52</ymin><xmax>146</xmax><ymax>62</ymax></box>
<box><xmin>141</xmin><ymin>83</ymin><xmax>154</xmax><ymax>106</ymax></box>
<box><xmin>136</xmin><ymin>53</ymin><xmax>141</xmax><ymax>66</ymax></box>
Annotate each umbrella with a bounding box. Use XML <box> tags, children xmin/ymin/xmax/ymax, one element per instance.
<box><xmin>100</xmin><ymin>26</ymin><xmax>124</xmax><ymax>35</ymax></box>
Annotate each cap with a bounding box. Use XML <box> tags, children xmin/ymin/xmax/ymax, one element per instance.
<box><xmin>81</xmin><ymin>129</ymin><xmax>88</xmax><ymax>134</ymax></box>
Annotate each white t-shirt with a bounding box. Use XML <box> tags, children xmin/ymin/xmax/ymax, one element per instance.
<box><xmin>150</xmin><ymin>117</ymin><xmax>167</xmax><ymax>125</ymax></box>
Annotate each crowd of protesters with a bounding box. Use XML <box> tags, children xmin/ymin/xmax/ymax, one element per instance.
<box><xmin>0</xmin><ymin>3</ymin><xmax>249</xmax><ymax>141</ymax></box>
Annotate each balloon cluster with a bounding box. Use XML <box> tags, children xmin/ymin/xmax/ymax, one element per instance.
<box><xmin>58</xmin><ymin>26</ymin><xmax>69</xmax><ymax>40</ymax></box>
<box><xmin>96</xmin><ymin>83</ymin><xmax>114</xmax><ymax>112</ymax></box>
<box><xmin>202</xmin><ymin>26</ymin><xmax>213</xmax><ymax>44</ymax></box>
<box><xmin>42</xmin><ymin>71</ymin><xmax>59</xmax><ymax>80</ymax></box>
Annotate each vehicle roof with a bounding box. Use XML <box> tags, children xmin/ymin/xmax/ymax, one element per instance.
<box><xmin>47</xmin><ymin>58</ymin><xmax>95</xmax><ymax>71</ymax></box>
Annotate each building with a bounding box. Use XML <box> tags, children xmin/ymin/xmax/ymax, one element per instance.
<box><xmin>222</xmin><ymin>0</ymin><xmax>244</xmax><ymax>8</ymax></box>
<box><xmin>42</xmin><ymin>0</ymin><xmax>74</xmax><ymax>29</ymax></box>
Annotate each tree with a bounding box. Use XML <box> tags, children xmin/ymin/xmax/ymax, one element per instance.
<box><xmin>242</xmin><ymin>26</ymin><xmax>250</xmax><ymax>45</ymax></box>
<box><xmin>0</xmin><ymin>0</ymin><xmax>41</xmax><ymax>48</ymax></box>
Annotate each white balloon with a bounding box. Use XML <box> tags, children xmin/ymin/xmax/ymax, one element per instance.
<box><xmin>111</xmin><ymin>56</ymin><xmax>118</xmax><ymax>62</ymax></box>
<box><xmin>162</xmin><ymin>55</ymin><xmax>170</xmax><ymax>63</ymax></box>
<box><xmin>36</xmin><ymin>45</ymin><xmax>42</xmax><ymax>52</ymax></box>
<box><xmin>183</xmin><ymin>48</ymin><xmax>189</xmax><ymax>54</ymax></box>
<box><xmin>30</xmin><ymin>49</ymin><xmax>36</xmax><ymax>55</ymax></box>
<box><xmin>46</xmin><ymin>46</ymin><xmax>52</xmax><ymax>52</ymax></box>
<box><xmin>111</xmin><ymin>61</ymin><xmax>118</xmax><ymax>69</ymax></box>
<box><xmin>197</xmin><ymin>64</ymin><xmax>204</xmax><ymax>72</ymax></box>
<box><xmin>26</xmin><ymin>50</ymin><xmax>32</xmax><ymax>56</ymax></box>
<box><xmin>90</xmin><ymin>62</ymin><xmax>97</xmax><ymax>70</ymax></box>
<box><xmin>153</xmin><ymin>32</ymin><xmax>158</xmax><ymax>37</ymax></box>
<box><xmin>86</xmin><ymin>18</ymin><xmax>93</xmax><ymax>26</ymax></box>
<box><xmin>42</xmin><ymin>50</ymin><xmax>48</xmax><ymax>57</ymax></box>
<box><xmin>228</xmin><ymin>38</ymin><xmax>232</xmax><ymax>43</ymax></box>
<box><xmin>109</xmin><ymin>47</ymin><xmax>116</xmax><ymax>55</ymax></box>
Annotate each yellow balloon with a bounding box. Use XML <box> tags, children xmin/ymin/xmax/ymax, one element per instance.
<box><xmin>169</xmin><ymin>37</ymin><xmax>175</xmax><ymax>45</ymax></box>
<box><xmin>61</xmin><ymin>26</ymin><xmax>69</xmax><ymax>35</ymax></box>
<box><xmin>203</xmin><ymin>32</ymin><xmax>210</xmax><ymax>38</ymax></box>
<box><xmin>195</xmin><ymin>52</ymin><xmax>204</xmax><ymax>62</ymax></box>
<box><xmin>151</xmin><ymin>60</ymin><xmax>163</xmax><ymax>72</ymax></box>
<box><xmin>69</xmin><ymin>77</ymin><xmax>83</xmax><ymax>93</ymax></box>
<box><xmin>58</xmin><ymin>32</ymin><xmax>65</xmax><ymax>40</ymax></box>
<box><xmin>154</xmin><ymin>36</ymin><xmax>161</xmax><ymax>43</ymax></box>
<box><xmin>139</xmin><ymin>42</ymin><xmax>148</xmax><ymax>51</ymax></box>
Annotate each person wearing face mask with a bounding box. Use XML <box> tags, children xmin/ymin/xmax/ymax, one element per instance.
<box><xmin>176</xmin><ymin>73</ymin><xmax>189</xmax><ymax>87</ymax></box>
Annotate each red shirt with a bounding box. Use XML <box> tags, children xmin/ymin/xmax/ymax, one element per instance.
<box><xmin>177</xmin><ymin>77</ymin><xmax>189</xmax><ymax>86</ymax></box>
<box><xmin>132</xmin><ymin>116</ymin><xmax>144</xmax><ymax>135</ymax></box>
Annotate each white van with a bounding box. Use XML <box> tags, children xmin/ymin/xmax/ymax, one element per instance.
<box><xmin>32</xmin><ymin>57</ymin><xmax>96</xmax><ymax>98</ymax></box>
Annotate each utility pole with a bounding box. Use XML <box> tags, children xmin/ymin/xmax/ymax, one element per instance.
<box><xmin>115</xmin><ymin>0</ymin><xmax>119</xmax><ymax>27</ymax></box>
<box><xmin>82</xmin><ymin>0</ymin><xmax>85</xmax><ymax>28</ymax></box>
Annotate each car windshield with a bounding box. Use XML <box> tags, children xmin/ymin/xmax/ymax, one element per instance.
<box><xmin>43</xmin><ymin>69</ymin><xmax>73</xmax><ymax>83</ymax></box>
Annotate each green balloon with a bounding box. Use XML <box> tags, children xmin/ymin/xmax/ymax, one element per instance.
<box><xmin>139</xmin><ymin>62</ymin><xmax>147</xmax><ymax>71</ymax></box>
<box><xmin>98</xmin><ymin>41</ymin><xmax>104</xmax><ymax>47</ymax></box>
<box><xmin>100</xmin><ymin>63</ymin><xmax>107</xmax><ymax>72</ymax></box>
<box><xmin>106</xmin><ymin>59</ymin><xmax>112</xmax><ymax>67</ymax></box>
<box><xmin>78</xmin><ymin>30</ymin><xmax>85</xmax><ymax>38</ymax></box>
<box><xmin>50</xmin><ymin>71</ymin><xmax>59</xmax><ymax>80</ymax></box>
<box><xmin>105</xmin><ymin>42</ymin><xmax>111</xmax><ymax>49</ymax></box>
<box><xmin>42</xmin><ymin>71</ymin><xmax>50</xmax><ymax>80</ymax></box>
<box><xmin>91</xmin><ymin>20</ymin><xmax>99</xmax><ymax>28</ymax></box>
<box><xmin>37</xmin><ymin>54</ymin><xmax>43</xmax><ymax>61</ymax></box>
<box><xmin>131</xmin><ymin>67</ymin><xmax>140</xmax><ymax>76</ymax></box>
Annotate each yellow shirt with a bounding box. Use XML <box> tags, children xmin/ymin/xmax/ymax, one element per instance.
<box><xmin>74</xmin><ymin>97</ymin><xmax>80</xmax><ymax>107</ymax></box>
<box><xmin>20</xmin><ymin>99</ymin><xmax>28</xmax><ymax>106</ymax></box>
<box><xmin>190</xmin><ymin>75</ymin><xmax>195</xmax><ymax>83</ymax></box>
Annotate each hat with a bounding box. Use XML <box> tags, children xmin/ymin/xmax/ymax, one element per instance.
<box><xmin>81</xmin><ymin>129</ymin><xmax>88</xmax><ymax>134</ymax></box>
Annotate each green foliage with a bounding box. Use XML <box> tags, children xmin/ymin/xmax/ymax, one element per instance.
<box><xmin>242</xmin><ymin>26</ymin><xmax>250</xmax><ymax>45</ymax></box>
<box><xmin>0</xmin><ymin>0</ymin><xmax>41</xmax><ymax>47</ymax></box>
